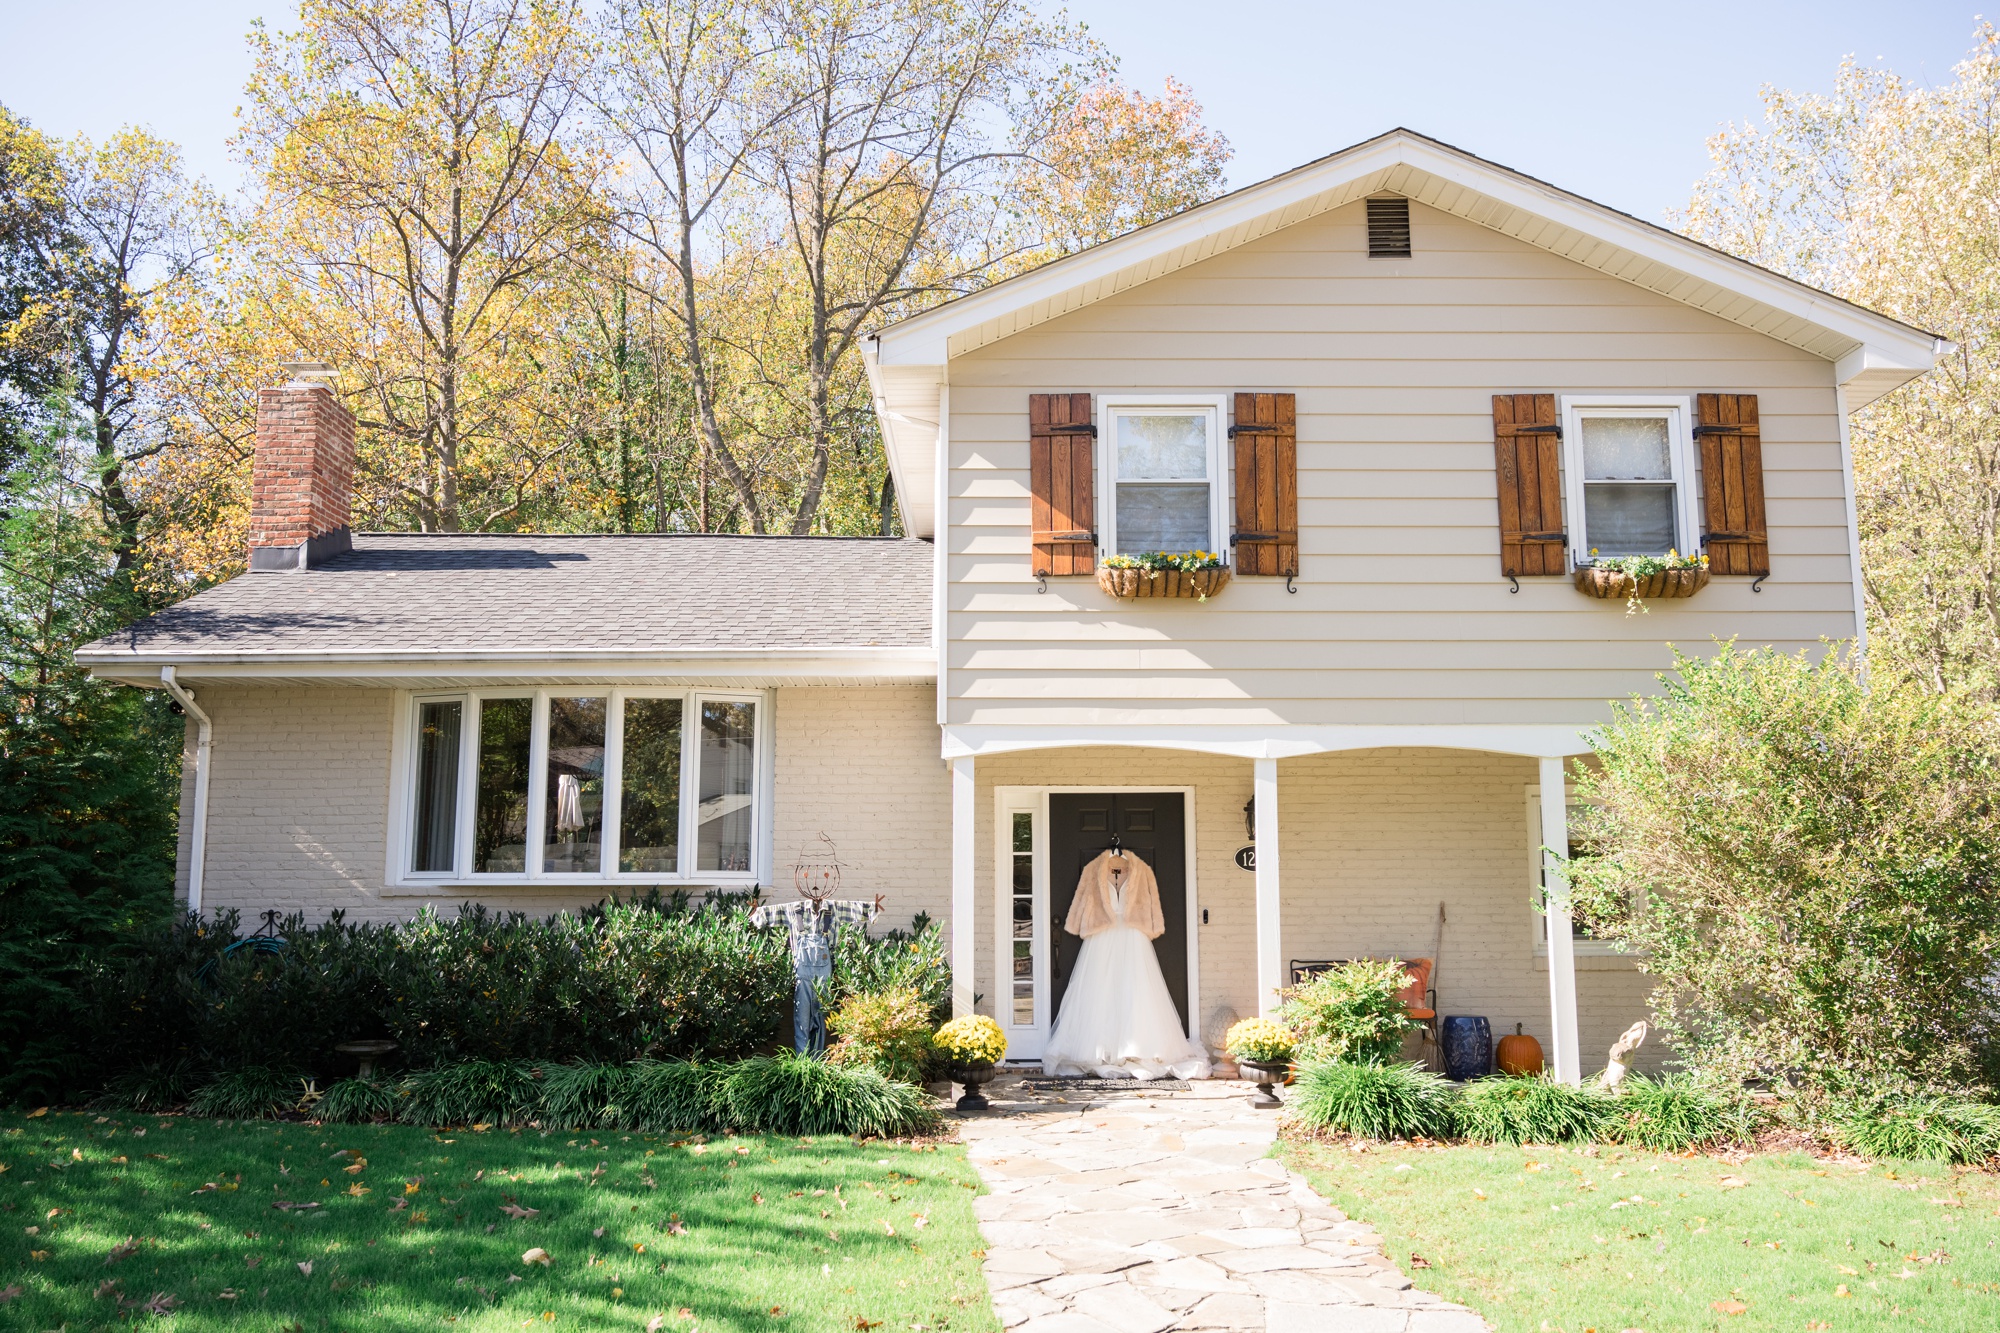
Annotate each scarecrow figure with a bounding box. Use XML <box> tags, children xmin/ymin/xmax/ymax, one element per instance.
<box><xmin>749</xmin><ymin>834</ymin><xmax>883</xmax><ymax>1056</ymax></box>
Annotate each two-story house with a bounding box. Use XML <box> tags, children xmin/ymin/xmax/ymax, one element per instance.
<box><xmin>80</xmin><ymin>131</ymin><xmax>1941</xmax><ymax>1082</ymax></box>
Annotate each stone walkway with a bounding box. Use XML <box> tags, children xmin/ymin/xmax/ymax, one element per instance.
<box><xmin>957</xmin><ymin>1075</ymin><xmax>1491</xmax><ymax>1333</ymax></box>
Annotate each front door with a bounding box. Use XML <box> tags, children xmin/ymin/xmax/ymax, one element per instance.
<box><xmin>1048</xmin><ymin>793</ymin><xmax>1191</xmax><ymax>1035</ymax></box>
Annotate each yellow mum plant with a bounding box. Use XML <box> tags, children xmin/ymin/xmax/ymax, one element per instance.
<box><xmin>932</xmin><ymin>1014</ymin><xmax>1008</xmax><ymax>1066</ymax></box>
<box><xmin>1224</xmin><ymin>1016</ymin><xmax>1297</xmax><ymax>1064</ymax></box>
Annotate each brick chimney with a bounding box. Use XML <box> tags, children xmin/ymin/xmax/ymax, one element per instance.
<box><xmin>249</xmin><ymin>361</ymin><xmax>356</xmax><ymax>571</ymax></box>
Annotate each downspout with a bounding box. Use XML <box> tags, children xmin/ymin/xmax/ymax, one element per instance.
<box><xmin>158</xmin><ymin>666</ymin><xmax>211</xmax><ymax>916</ymax></box>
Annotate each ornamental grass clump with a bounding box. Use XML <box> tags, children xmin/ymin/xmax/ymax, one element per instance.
<box><xmin>1607</xmin><ymin>1074</ymin><xmax>1743</xmax><ymax>1151</ymax></box>
<box><xmin>1289</xmin><ymin>1060</ymin><xmax>1459</xmax><ymax>1140</ymax></box>
<box><xmin>1278</xmin><ymin>959</ymin><xmax>1420</xmax><ymax>1063</ymax></box>
<box><xmin>1828</xmin><ymin>1094</ymin><xmax>2000</xmax><ymax>1164</ymax></box>
<box><xmin>1458</xmin><ymin>1074</ymin><xmax>1612</xmax><ymax>1145</ymax></box>
<box><xmin>539</xmin><ymin>1061</ymin><xmax>637</xmax><ymax>1129</ymax></box>
<box><xmin>932</xmin><ymin>1015</ymin><xmax>1007</xmax><ymax>1067</ymax></box>
<box><xmin>187</xmin><ymin>1065</ymin><xmax>307</xmax><ymax>1119</ymax></box>
<box><xmin>827</xmin><ymin>987</ymin><xmax>937</xmax><ymax>1086</ymax></box>
<box><xmin>398</xmin><ymin>1059</ymin><xmax>541</xmax><ymax>1127</ymax></box>
<box><xmin>1565</xmin><ymin>644</ymin><xmax>2000</xmax><ymax>1100</ymax></box>
<box><xmin>315</xmin><ymin>1076</ymin><xmax>400</xmax><ymax>1125</ymax></box>
<box><xmin>625</xmin><ymin>1059</ymin><xmax>730</xmax><ymax>1132</ymax></box>
<box><xmin>720</xmin><ymin>1053</ymin><xmax>940</xmax><ymax>1137</ymax></box>
<box><xmin>1224</xmin><ymin>1016</ymin><xmax>1297</xmax><ymax>1066</ymax></box>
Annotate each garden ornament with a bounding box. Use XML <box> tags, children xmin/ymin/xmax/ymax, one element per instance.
<box><xmin>1598</xmin><ymin>1020</ymin><xmax>1650</xmax><ymax>1090</ymax></box>
<box><xmin>750</xmin><ymin>833</ymin><xmax>884</xmax><ymax>1057</ymax></box>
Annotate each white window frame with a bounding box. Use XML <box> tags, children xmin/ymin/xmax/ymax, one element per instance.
<box><xmin>385</xmin><ymin>687</ymin><xmax>771</xmax><ymax>889</ymax></box>
<box><xmin>1560</xmin><ymin>395</ymin><xmax>1699</xmax><ymax>568</ymax></box>
<box><xmin>1097</xmin><ymin>395</ymin><xmax>1231</xmax><ymax>562</ymax></box>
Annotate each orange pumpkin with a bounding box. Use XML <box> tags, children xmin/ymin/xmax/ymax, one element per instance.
<box><xmin>1496</xmin><ymin>1024</ymin><xmax>1544</xmax><ymax>1076</ymax></box>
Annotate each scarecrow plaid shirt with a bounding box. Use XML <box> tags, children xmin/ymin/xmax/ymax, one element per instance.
<box><xmin>748</xmin><ymin>898</ymin><xmax>879</xmax><ymax>967</ymax></box>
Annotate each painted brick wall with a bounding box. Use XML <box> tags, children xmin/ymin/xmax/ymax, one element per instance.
<box><xmin>971</xmin><ymin>745</ymin><xmax>1656</xmax><ymax>1070</ymax></box>
<box><xmin>179</xmin><ymin>683</ymin><xmax>948</xmax><ymax>928</ymax></box>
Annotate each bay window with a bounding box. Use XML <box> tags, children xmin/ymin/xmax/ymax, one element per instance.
<box><xmin>399</xmin><ymin>689</ymin><xmax>765</xmax><ymax>883</ymax></box>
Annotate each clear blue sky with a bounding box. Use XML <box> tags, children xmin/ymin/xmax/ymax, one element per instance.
<box><xmin>3</xmin><ymin>0</ymin><xmax>1988</xmax><ymax>221</ymax></box>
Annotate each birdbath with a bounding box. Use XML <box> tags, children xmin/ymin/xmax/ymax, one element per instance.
<box><xmin>335</xmin><ymin>1040</ymin><xmax>399</xmax><ymax>1080</ymax></box>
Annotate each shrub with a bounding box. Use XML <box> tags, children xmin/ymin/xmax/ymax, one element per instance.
<box><xmin>1459</xmin><ymin>1075</ymin><xmax>1612</xmax><ymax>1144</ymax></box>
<box><xmin>829</xmin><ymin>914</ymin><xmax>951</xmax><ymax>1024</ymax></box>
<box><xmin>720</xmin><ymin>1054</ymin><xmax>940</xmax><ymax>1137</ymax></box>
<box><xmin>316</xmin><ymin>1077</ymin><xmax>400</xmax><ymax>1125</ymax></box>
<box><xmin>1290</xmin><ymin>1060</ymin><xmax>1459</xmax><ymax>1140</ymax></box>
<box><xmin>827</xmin><ymin>988</ymin><xmax>936</xmax><ymax>1085</ymax></box>
<box><xmin>1829</xmin><ymin>1094</ymin><xmax>2000</xmax><ymax>1164</ymax></box>
<box><xmin>1608</xmin><ymin>1075</ymin><xmax>1741</xmax><ymax>1151</ymax></box>
<box><xmin>1224</xmin><ymin>1017</ymin><xmax>1297</xmax><ymax>1064</ymax></box>
<box><xmin>1278</xmin><ymin>960</ymin><xmax>1420</xmax><ymax>1063</ymax></box>
<box><xmin>932</xmin><ymin>1015</ymin><xmax>1007</xmax><ymax>1066</ymax></box>
<box><xmin>98</xmin><ymin>1057</ymin><xmax>203</xmax><ymax>1112</ymax></box>
<box><xmin>399</xmin><ymin>1060</ymin><xmax>541</xmax><ymax>1127</ymax></box>
<box><xmin>187</xmin><ymin>1065</ymin><xmax>308</xmax><ymax>1120</ymax></box>
<box><xmin>1566</xmin><ymin>644</ymin><xmax>2000</xmax><ymax>1097</ymax></box>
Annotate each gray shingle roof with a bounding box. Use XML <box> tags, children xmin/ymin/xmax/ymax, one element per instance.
<box><xmin>79</xmin><ymin>533</ymin><xmax>933</xmax><ymax>659</ymax></box>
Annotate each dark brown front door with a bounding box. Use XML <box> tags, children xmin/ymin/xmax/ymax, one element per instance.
<box><xmin>1047</xmin><ymin>793</ymin><xmax>1190</xmax><ymax>1032</ymax></box>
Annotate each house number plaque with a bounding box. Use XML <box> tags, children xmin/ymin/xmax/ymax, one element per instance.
<box><xmin>1234</xmin><ymin>845</ymin><xmax>1256</xmax><ymax>871</ymax></box>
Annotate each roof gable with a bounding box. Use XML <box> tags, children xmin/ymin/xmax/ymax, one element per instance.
<box><xmin>866</xmin><ymin>128</ymin><xmax>1943</xmax><ymax>538</ymax></box>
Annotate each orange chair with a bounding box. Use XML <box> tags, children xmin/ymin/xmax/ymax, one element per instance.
<box><xmin>1397</xmin><ymin>958</ymin><xmax>1440</xmax><ymax>1061</ymax></box>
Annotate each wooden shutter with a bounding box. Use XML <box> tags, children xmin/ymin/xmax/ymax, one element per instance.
<box><xmin>1230</xmin><ymin>392</ymin><xmax>1298</xmax><ymax>576</ymax></box>
<box><xmin>1695</xmin><ymin>393</ymin><xmax>1769</xmax><ymax>577</ymax></box>
<box><xmin>1492</xmin><ymin>394</ymin><xmax>1566</xmax><ymax>577</ymax></box>
<box><xmin>1030</xmin><ymin>392</ymin><xmax>1095</xmax><ymax>577</ymax></box>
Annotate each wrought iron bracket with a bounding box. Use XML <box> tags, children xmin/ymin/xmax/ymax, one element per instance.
<box><xmin>1036</xmin><ymin>574</ymin><xmax>1049</xmax><ymax>594</ymax></box>
<box><xmin>1751</xmin><ymin>573</ymin><xmax>1767</xmax><ymax>593</ymax></box>
<box><xmin>1285</xmin><ymin>573</ymin><xmax>1298</xmax><ymax>594</ymax></box>
<box><xmin>1508</xmin><ymin>574</ymin><xmax>1522</xmax><ymax>594</ymax></box>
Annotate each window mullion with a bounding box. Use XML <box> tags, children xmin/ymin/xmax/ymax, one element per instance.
<box><xmin>602</xmin><ymin>690</ymin><xmax>625</xmax><ymax>880</ymax></box>
<box><xmin>678</xmin><ymin>690</ymin><xmax>698</xmax><ymax>879</ymax></box>
<box><xmin>455</xmin><ymin>692</ymin><xmax>478</xmax><ymax>879</ymax></box>
<box><xmin>525</xmin><ymin>691</ymin><xmax>549</xmax><ymax>877</ymax></box>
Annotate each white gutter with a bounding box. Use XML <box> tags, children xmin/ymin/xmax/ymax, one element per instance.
<box><xmin>158</xmin><ymin>666</ymin><xmax>211</xmax><ymax>916</ymax></box>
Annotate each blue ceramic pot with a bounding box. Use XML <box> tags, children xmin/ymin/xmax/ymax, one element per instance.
<box><xmin>1441</xmin><ymin>1015</ymin><xmax>1493</xmax><ymax>1082</ymax></box>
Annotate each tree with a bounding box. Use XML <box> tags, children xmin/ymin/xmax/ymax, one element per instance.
<box><xmin>0</xmin><ymin>105</ymin><xmax>75</xmax><ymax>477</ymax></box>
<box><xmin>238</xmin><ymin>0</ymin><xmax>607</xmax><ymax>532</ymax></box>
<box><xmin>1001</xmin><ymin>76</ymin><xmax>1231</xmax><ymax>267</ymax></box>
<box><xmin>1564</xmin><ymin>644</ymin><xmax>2000</xmax><ymax>1098</ymax></box>
<box><xmin>1679</xmin><ymin>26</ymin><xmax>2000</xmax><ymax>695</ymax></box>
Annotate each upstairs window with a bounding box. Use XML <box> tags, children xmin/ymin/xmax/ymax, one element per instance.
<box><xmin>1561</xmin><ymin>397</ymin><xmax>1697</xmax><ymax>563</ymax></box>
<box><xmin>1101</xmin><ymin>396</ymin><xmax>1227</xmax><ymax>557</ymax></box>
<box><xmin>400</xmin><ymin>688</ymin><xmax>764</xmax><ymax>883</ymax></box>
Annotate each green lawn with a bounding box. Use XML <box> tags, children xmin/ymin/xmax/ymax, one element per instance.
<box><xmin>0</xmin><ymin>1108</ymin><xmax>998</xmax><ymax>1332</ymax></box>
<box><xmin>1280</xmin><ymin>1137</ymin><xmax>2000</xmax><ymax>1333</ymax></box>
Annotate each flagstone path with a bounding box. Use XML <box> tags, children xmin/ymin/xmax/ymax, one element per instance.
<box><xmin>957</xmin><ymin>1075</ymin><xmax>1491</xmax><ymax>1333</ymax></box>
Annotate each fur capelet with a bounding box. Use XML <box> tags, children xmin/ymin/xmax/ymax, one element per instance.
<box><xmin>1063</xmin><ymin>849</ymin><xmax>1167</xmax><ymax>941</ymax></box>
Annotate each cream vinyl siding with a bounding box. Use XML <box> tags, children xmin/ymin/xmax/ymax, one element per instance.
<box><xmin>944</xmin><ymin>200</ymin><xmax>1854</xmax><ymax>728</ymax></box>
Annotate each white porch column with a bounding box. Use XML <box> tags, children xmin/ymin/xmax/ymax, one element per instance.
<box><xmin>951</xmin><ymin>755</ymin><xmax>977</xmax><ymax>1019</ymax></box>
<box><xmin>1254</xmin><ymin>757</ymin><xmax>1283</xmax><ymax>1016</ymax></box>
<box><xmin>1539</xmin><ymin>755</ymin><xmax>1582</xmax><ymax>1084</ymax></box>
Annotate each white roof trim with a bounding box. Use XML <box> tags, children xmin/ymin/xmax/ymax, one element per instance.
<box><xmin>871</xmin><ymin>129</ymin><xmax>1945</xmax><ymax>538</ymax></box>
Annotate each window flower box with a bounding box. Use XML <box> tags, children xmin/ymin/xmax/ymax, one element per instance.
<box><xmin>1573</xmin><ymin>550</ymin><xmax>1709</xmax><ymax>611</ymax></box>
<box><xmin>1097</xmin><ymin>552</ymin><xmax>1231</xmax><ymax>601</ymax></box>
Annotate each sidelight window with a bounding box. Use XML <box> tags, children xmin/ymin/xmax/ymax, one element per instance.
<box><xmin>402</xmin><ymin>688</ymin><xmax>763</xmax><ymax>883</ymax></box>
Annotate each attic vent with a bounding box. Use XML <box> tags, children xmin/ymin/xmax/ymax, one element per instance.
<box><xmin>1366</xmin><ymin>196</ymin><xmax>1412</xmax><ymax>257</ymax></box>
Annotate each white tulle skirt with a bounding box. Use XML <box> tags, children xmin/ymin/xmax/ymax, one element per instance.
<box><xmin>1042</xmin><ymin>925</ymin><xmax>1212</xmax><ymax>1080</ymax></box>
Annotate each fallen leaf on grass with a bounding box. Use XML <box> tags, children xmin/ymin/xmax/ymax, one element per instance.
<box><xmin>1410</xmin><ymin>1254</ymin><xmax>1431</xmax><ymax>1269</ymax></box>
<box><xmin>0</xmin><ymin>1284</ymin><xmax>20</xmax><ymax>1303</ymax></box>
<box><xmin>1835</xmin><ymin>1285</ymin><xmax>1850</xmax><ymax>1297</ymax></box>
<box><xmin>770</xmin><ymin>1308</ymin><xmax>784</xmax><ymax>1318</ymax></box>
<box><xmin>298</xmin><ymin>1261</ymin><xmax>313</xmax><ymax>1276</ymax></box>
<box><xmin>388</xmin><ymin>1198</ymin><xmax>408</xmax><ymax>1212</ymax></box>
<box><xmin>27</xmin><ymin>1107</ymin><xmax>47</xmax><ymax>1118</ymax></box>
<box><xmin>271</xmin><ymin>1201</ymin><xmax>321</xmax><ymax>1212</ymax></box>
<box><xmin>105</xmin><ymin>1236</ymin><xmax>141</xmax><ymax>1265</ymax></box>
<box><xmin>646</xmin><ymin>1319</ymin><xmax>666</xmax><ymax>1333</ymax></box>
<box><xmin>1717</xmin><ymin>1176</ymin><xmax>1748</xmax><ymax>1189</ymax></box>
<box><xmin>246</xmin><ymin>1256</ymin><xmax>261</xmax><ymax>1270</ymax></box>
<box><xmin>593</xmin><ymin>1227</ymin><xmax>605</xmax><ymax>1238</ymax></box>
<box><xmin>344</xmin><ymin>1162</ymin><xmax>368</xmax><ymax>1175</ymax></box>
<box><xmin>522</xmin><ymin>1247</ymin><xmax>552</xmax><ymax>1267</ymax></box>
<box><xmin>501</xmin><ymin>1204</ymin><xmax>539</xmax><ymax>1219</ymax></box>
<box><xmin>1711</xmin><ymin>1300</ymin><xmax>1747</xmax><ymax>1315</ymax></box>
<box><xmin>29</xmin><ymin>1251</ymin><xmax>49</xmax><ymax>1261</ymax></box>
<box><xmin>95</xmin><ymin>1279</ymin><xmax>120</xmax><ymax>1299</ymax></box>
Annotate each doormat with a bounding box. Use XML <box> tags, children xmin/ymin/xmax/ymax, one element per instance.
<box><xmin>1015</xmin><ymin>1078</ymin><xmax>1192</xmax><ymax>1093</ymax></box>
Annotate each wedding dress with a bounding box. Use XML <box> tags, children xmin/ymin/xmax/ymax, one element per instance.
<box><xmin>1042</xmin><ymin>849</ymin><xmax>1212</xmax><ymax>1080</ymax></box>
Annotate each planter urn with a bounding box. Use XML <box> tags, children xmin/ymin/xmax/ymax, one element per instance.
<box><xmin>1440</xmin><ymin>1016</ymin><xmax>1494</xmax><ymax>1082</ymax></box>
<box><xmin>1235</xmin><ymin>1058</ymin><xmax>1289</xmax><ymax>1109</ymax></box>
<box><xmin>949</xmin><ymin>1062</ymin><xmax>996</xmax><ymax>1112</ymax></box>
